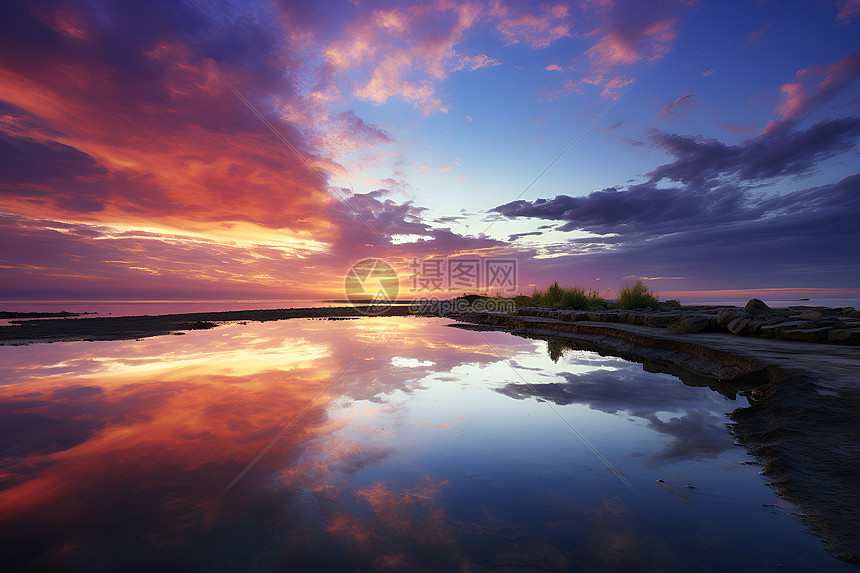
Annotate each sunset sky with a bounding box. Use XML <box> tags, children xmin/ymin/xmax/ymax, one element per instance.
<box><xmin>1</xmin><ymin>0</ymin><xmax>859</xmax><ymax>301</ymax></box>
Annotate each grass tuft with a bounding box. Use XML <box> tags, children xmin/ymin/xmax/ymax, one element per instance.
<box><xmin>616</xmin><ymin>279</ymin><xmax>659</xmax><ymax>309</ymax></box>
<box><xmin>531</xmin><ymin>281</ymin><xmax>605</xmax><ymax>309</ymax></box>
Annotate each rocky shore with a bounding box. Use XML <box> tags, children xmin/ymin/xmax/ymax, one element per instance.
<box><xmin>511</xmin><ymin>298</ymin><xmax>860</xmax><ymax>345</ymax></box>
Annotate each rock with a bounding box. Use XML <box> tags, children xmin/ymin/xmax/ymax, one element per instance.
<box><xmin>827</xmin><ymin>328</ymin><xmax>860</xmax><ymax>345</ymax></box>
<box><xmin>799</xmin><ymin>310</ymin><xmax>823</xmax><ymax>321</ymax></box>
<box><xmin>728</xmin><ymin>317</ymin><xmax>752</xmax><ymax>335</ymax></box>
<box><xmin>841</xmin><ymin>307</ymin><xmax>855</xmax><ymax>315</ymax></box>
<box><xmin>187</xmin><ymin>321</ymin><xmax>218</xmax><ymax>330</ymax></box>
<box><xmin>759</xmin><ymin>320</ymin><xmax>817</xmax><ymax>337</ymax></box>
<box><xmin>744</xmin><ymin>298</ymin><xmax>772</xmax><ymax>315</ymax></box>
<box><xmin>747</xmin><ymin>320</ymin><xmax>767</xmax><ymax>335</ymax></box>
<box><xmin>644</xmin><ymin>312</ymin><xmax>682</xmax><ymax>328</ymax></box>
<box><xmin>779</xmin><ymin>327</ymin><xmax>831</xmax><ymax>343</ymax></box>
<box><xmin>586</xmin><ymin>311</ymin><xmax>620</xmax><ymax>322</ymax></box>
<box><xmin>716</xmin><ymin>308</ymin><xmax>738</xmax><ymax>329</ymax></box>
<box><xmin>670</xmin><ymin>314</ymin><xmax>715</xmax><ymax>334</ymax></box>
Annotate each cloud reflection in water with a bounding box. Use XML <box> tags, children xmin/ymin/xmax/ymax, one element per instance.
<box><xmin>0</xmin><ymin>317</ymin><xmax>837</xmax><ymax>570</ymax></box>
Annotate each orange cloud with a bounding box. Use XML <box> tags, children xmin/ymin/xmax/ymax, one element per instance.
<box><xmin>586</xmin><ymin>17</ymin><xmax>678</xmax><ymax>68</ymax></box>
<box><xmin>452</xmin><ymin>53</ymin><xmax>502</xmax><ymax>71</ymax></box>
<box><xmin>492</xmin><ymin>3</ymin><xmax>573</xmax><ymax>48</ymax></box>
<box><xmin>576</xmin><ymin>1</ymin><xmax>692</xmax><ymax>97</ymax></box>
<box><xmin>324</xmin><ymin>1</ymin><xmax>485</xmax><ymax>114</ymax></box>
<box><xmin>2</xmin><ymin>2</ymin><xmax>517</xmax><ymax>299</ymax></box>
<box><xmin>0</xmin><ymin>39</ymin><xmax>333</xmax><ymax>237</ymax></box>
<box><xmin>766</xmin><ymin>43</ymin><xmax>860</xmax><ymax>131</ymax></box>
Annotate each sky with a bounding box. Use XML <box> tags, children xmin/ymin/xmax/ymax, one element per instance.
<box><xmin>1</xmin><ymin>0</ymin><xmax>859</xmax><ymax>302</ymax></box>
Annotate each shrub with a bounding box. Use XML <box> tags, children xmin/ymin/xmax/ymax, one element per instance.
<box><xmin>531</xmin><ymin>282</ymin><xmax>605</xmax><ymax>309</ymax></box>
<box><xmin>513</xmin><ymin>295</ymin><xmax>533</xmax><ymax>307</ymax></box>
<box><xmin>616</xmin><ymin>279</ymin><xmax>659</xmax><ymax>309</ymax></box>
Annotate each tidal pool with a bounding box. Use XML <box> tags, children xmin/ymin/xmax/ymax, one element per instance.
<box><xmin>0</xmin><ymin>317</ymin><xmax>850</xmax><ymax>571</ymax></box>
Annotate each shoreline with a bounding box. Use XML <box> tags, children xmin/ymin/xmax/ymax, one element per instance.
<box><xmin>0</xmin><ymin>306</ymin><xmax>413</xmax><ymax>345</ymax></box>
<box><xmin>3</xmin><ymin>299</ymin><xmax>858</xmax><ymax>347</ymax></box>
<box><xmin>2</xmin><ymin>303</ymin><xmax>859</xmax><ymax>563</ymax></box>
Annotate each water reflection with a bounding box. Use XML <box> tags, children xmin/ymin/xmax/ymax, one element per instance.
<box><xmin>499</xmin><ymin>343</ymin><xmax>742</xmax><ymax>465</ymax></box>
<box><xmin>0</xmin><ymin>317</ymin><xmax>842</xmax><ymax>571</ymax></box>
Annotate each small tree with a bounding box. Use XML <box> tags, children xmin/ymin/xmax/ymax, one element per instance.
<box><xmin>617</xmin><ymin>279</ymin><xmax>659</xmax><ymax>309</ymax></box>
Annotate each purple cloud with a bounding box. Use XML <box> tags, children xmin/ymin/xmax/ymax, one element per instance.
<box><xmin>493</xmin><ymin>173</ymin><xmax>860</xmax><ymax>290</ymax></box>
<box><xmin>648</xmin><ymin>117</ymin><xmax>860</xmax><ymax>186</ymax></box>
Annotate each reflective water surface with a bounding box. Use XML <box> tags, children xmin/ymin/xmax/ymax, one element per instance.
<box><xmin>0</xmin><ymin>317</ymin><xmax>848</xmax><ymax>571</ymax></box>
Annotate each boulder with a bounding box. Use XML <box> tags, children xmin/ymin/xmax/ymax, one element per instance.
<box><xmin>716</xmin><ymin>309</ymin><xmax>738</xmax><ymax>329</ymax></box>
<box><xmin>827</xmin><ymin>328</ymin><xmax>860</xmax><ymax>345</ymax></box>
<box><xmin>744</xmin><ymin>298</ymin><xmax>772</xmax><ymax>315</ymax></box>
<box><xmin>670</xmin><ymin>314</ymin><xmax>715</xmax><ymax>334</ymax></box>
<box><xmin>747</xmin><ymin>319</ymin><xmax>767</xmax><ymax>335</ymax></box>
<box><xmin>644</xmin><ymin>312</ymin><xmax>682</xmax><ymax>328</ymax></box>
<box><xmin>759</xmin><ymin>320</ymin><xmax>817</xmax><ymax>337</ymax></box>
<box><xmin>799</xmin><ymin>310</ymin><xmax>823</xmax><ymax>321</ymax></box>
<box><xmin>779</xmin><ymin>327</ymin><xmax>831</xmax><ymax>343</ymax></box>
<box><xmin>727</xmin><ymin>317</ymin><xmax>752</xmax><ymax>335</ymax></box>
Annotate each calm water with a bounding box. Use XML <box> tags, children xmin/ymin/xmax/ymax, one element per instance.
<box><xmin>0</xmin><ymin>300</ymin><xmax>341</xmax><ymax>317</ymax></box>
<box><xmin>0</xmin><ymin>317</ymin><xmax>850</xmax><ymax>571</ymax></box>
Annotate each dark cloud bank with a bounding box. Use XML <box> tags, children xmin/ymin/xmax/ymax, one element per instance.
<box><xmin>494</xmin><ymin>117</ymin><xmax>860</xmax><ymax>288</ymax></box>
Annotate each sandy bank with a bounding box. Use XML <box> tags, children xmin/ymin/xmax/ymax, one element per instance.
<box><xmin>0</xmin><ymin>305</ymin><xmax>412</xmax><ymax>345</ymax></box>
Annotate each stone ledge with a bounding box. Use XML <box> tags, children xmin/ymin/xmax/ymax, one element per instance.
<box><xmin>510</xmin><ymin>299</ymin><xmax>860</xmax><ymax>345</ymax></box>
